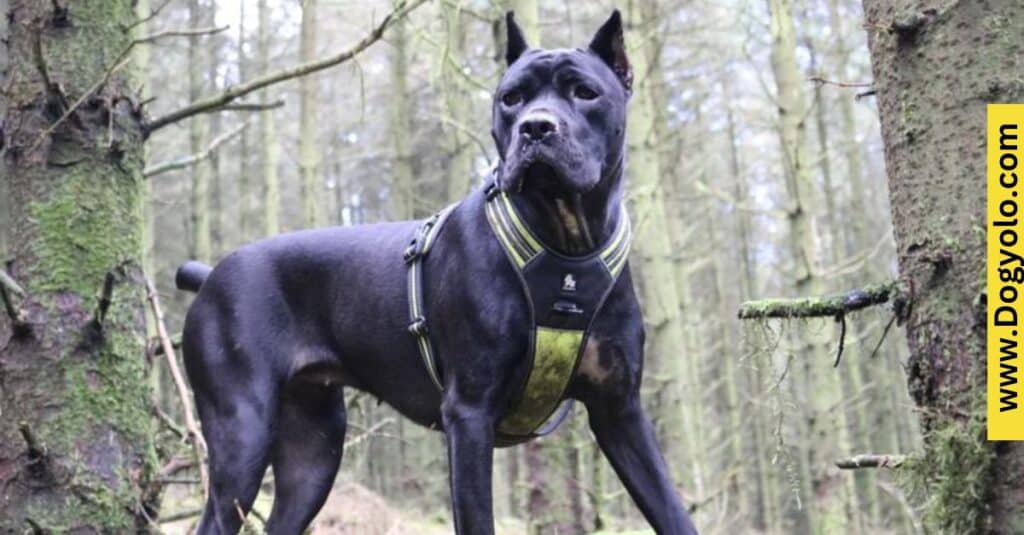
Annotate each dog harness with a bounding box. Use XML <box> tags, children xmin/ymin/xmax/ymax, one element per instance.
<box><xmin>405</xmin><ymin>183</ymin><xmax>631</xmax><ymax>443</ymax></box>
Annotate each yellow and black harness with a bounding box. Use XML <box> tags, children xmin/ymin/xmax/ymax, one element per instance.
<box><xmin>405</xmin><ymin>183</ymin><xmax>631</xmax><ymax>444</ymax></box>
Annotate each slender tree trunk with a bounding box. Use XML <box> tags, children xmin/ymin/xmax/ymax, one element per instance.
<box><xmin>237</xmin><ymin>0</ymin><xmax>252</xmax><ymax>240</ymax></box>
<box><xmin>863</xmin><ymin>2</ymin><xmax>1024</xmax><ymax>533</ymax></box>
<box><xmin>389</xmin><ymin>17</ymin><xmax>415</xmax><ymax>220</ymax></box>
<box><xmin>188</xmin><ymin>0</ymin><xmax>211</xmax><ymax>262</ymax></box>
<box><xmin>439</xmin><ymin>1</ymin><xmax>472</xmax><ymax>202</ymax></box>
<box><xmin>767</xmin><ymin>0</ymin><xmax>827</xmax><ymax>531</ymax></box>
<box><xmin>299</xmin><ymin>0</ymin><xmax>323</xmax><ymax>227</ymax></box>
<box><xmin>0</xmin><ymin>1</ymin><xmax>157</xmax><ymax>529</ymax></box>
<box><xmin>259</xmin><ymin>0</ymin><xmax>280</xmax><ymax>236</ymax></box>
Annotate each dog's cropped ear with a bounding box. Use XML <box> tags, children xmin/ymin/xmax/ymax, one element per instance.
<box><xmin>506</xmin><ymin>11</ymin><xmax>529</xmax><ymax>65</ymax></box>
<box><xmin>588</xmin><ymin>10</ymin><xmax>633</xmax><ymax>93</ymax></box>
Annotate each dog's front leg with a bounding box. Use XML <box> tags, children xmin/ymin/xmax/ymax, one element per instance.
<box><xmin>589</xmin><ymin>397</ymin><xmax>700</xmax><ymax>535</ymax></box>
<box><xmin>442</xmin><ymin>398</ymin><xmax>497</xmax><ymax>535</ymax></box>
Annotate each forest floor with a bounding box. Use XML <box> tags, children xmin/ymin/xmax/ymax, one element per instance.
<box><xmin>159</xmin><ymin>479</ymin><xmax>530</xmax><ymax>534</ymax></box>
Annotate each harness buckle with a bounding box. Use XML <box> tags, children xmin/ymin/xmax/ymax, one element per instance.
<box><xmin>403</xmin><ymin>240</ymin><xmax>420</xmax><ymax>264</ymax></box>
<box><xmin>408</xmin><ymin>316</ymin><xmax>428</xmax><ymax>337</ymax></box>
<box><xmin>484</xmin><ymin>182</ymin><xmax>500</xmax><ymax>200</ymax></box>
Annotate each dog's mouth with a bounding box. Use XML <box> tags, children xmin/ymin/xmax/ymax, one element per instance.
<box><xmin>503</xmin><ymin>147</ymin><xmax>594</xmax><ymax>196</ymax></box>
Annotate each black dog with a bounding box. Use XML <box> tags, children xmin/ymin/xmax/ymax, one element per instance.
<box><xmin>175</xmin><ymin>11</ymin><xmax>699</xmax><ymax>535</ymax></box>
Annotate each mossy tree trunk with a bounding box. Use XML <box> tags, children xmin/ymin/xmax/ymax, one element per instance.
<box><xmin>0</xmin><ymin>0</ymin><xmax>157</xmax><ymax>530</ymax></box>
<box><xmin>862</xmin><ymin>2</ymin><xmax>1024</xmax><ymax>533</ymax></box>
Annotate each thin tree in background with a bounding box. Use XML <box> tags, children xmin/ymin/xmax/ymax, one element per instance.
<box><xmin>259</xmin><ymin>0</ymin><xmax>281</xmax><ymax>235</ymax></box>
<box><xmin>189</xmin><ymin>0</ymin><xmax>212</xmax><ymax>261</ymax></box>
<box><xmin>439</xmin><ymin>1</ymin><xmax>473</xmax><ymax>202</ymax></box>
<box><xmin>299</xmin><ymin>0</ymin><xmax>324</xmax><ymax>227</ymax></box>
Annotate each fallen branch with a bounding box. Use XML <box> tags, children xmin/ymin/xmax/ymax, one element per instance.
<box><xmin>144</xmin><ymin>0</ymin><xmax>427</xmax><ymax>133</ymax></box>
<box><xmin>144</xmin><ymin>275</ymin><xmax>209</xmax><ymax>499</ymax></box>
<box><xmin>836</xmin><ymin>454</ymin><xmax>906</xmax><ymax>469</ymax></box>
<box><xmin>159</xmin><ymin>508</ymin><xmax>203</xmax><ymax>524</ymax></box>
<box><xmin>0</xmin><ymin>269</ymin><xmax>25</xmax><ymax>297</ymax></box>
<box><xmin>737</xmin><ymin>282</ymin><xmax>897</xmax><ymax>320</ymax></box>
<box><xmin>144</xmin><ymin>122</ymin><xmax>249</xmax><ymax>178</ymax></box>
<box><xmin>0</xmin><ymin>269</ymin><xmax>28</xmax><ymax>331</ymax></box>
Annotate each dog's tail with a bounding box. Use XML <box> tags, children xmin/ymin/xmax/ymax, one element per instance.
<box><xmin>175</xmin><ymin>261</ymin><xmax>213</xmax><ymax>293</ymax></box>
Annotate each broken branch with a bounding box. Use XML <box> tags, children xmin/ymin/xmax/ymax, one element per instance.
<box><xmin>144</xmin><ymin>275</ymin><xmax>209</xmax><ymax>498</ymax></box>
<box><xmin>144</xmin><ymin>122</ymin><xmax>249</xmax><ymax>178</ymax></box>
<box><xmin>836</xmin><ymin>454</ymin><xmax>907</xmax><ymax>469</ymax></box>
<box><xmin>808</xmin><ymin>76</ymin><xmax>873</xmax><ymax>88</ymax></box>
<box><xmin>143</xmin><ymin>0</ymin><xmax>427</xmax><ymax>133</ymax></box>
<box><xmin>738</xmin><ymin>282</ymin><xmax>897</xmax><ymax>319</ymax></box>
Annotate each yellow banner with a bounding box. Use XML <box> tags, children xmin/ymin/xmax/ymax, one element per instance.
<box><xmin>989</xmin><ymin>104</ymin><xmax>1024</xmax><ymax>440</ymax></box>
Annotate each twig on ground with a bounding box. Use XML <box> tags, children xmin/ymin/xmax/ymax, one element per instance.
<box><xmin>143</xmin><ymin>0</ymin><xmax>428</xmax><ymax>133</ymax></box>
<box><xmin>144</xmin><ymin>275</ymin><xmax>209</xmax><ymax>498</ymax></box>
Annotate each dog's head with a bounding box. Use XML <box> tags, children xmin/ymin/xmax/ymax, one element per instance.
<box><xmin>492</xmin><ymin>11</ymin><xmax>632</xmax><ymax>196</ymax></box>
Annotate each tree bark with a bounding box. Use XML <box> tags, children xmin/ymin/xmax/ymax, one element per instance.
<box><xmin>0</xmin><ymin>1</ymin><xmax>156</xmax><ymax>530</ymax></box>
<box><xmin>862</xmin><ymin>1</ymin><xmax>1024</xmax><ymax>533</ymax></box>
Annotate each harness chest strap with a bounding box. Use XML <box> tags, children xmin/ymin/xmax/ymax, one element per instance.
<box><xmin>406</xmin><ymin>186</ymin><xmax>631</xmax><ymax>440</ymax></box>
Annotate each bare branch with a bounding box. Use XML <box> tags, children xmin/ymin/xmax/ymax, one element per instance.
<box><xmin>738</xmin><ymin>282</ymin><xmax>898</xmax><ymax>320</ymax></box>
<box><xmin>144</xmin><ymin>275</ymin><xmax>209</xmax><ymax>499</ymax></box>
<box><xmin>127</xmin><ymin>0</ymin><xmax>173</xmax><ymax>30</ymax></box>
<box><xmin>0</xmin><ymin>269</ymin><xmax>28</xmax><ymax>331</ymax></box>
<box><xmin>143</xmin><ymin>0</ymin><xmax>428</xmax><ymax>133</ymax></box>
<box><xmin>133</xmin><ymin>25</ymin><xmax>230</xmax><ymax>45</ymax></box>
<box><xmin>808</xmin><ymin>76</ymin><xmax>873</xmax><ymax>88</ymax></box>
<box><xmin>144</xmin><ymin>122</ymin><xmax>249</xmax><ymax>178</ymax></box>
<box><xmin>836</xmin><ymin>454</ymin><xmax>907</xmax><ymax>469</ymax></box>
<box><xmin>218</xmin><ymin>99</ymin><xmax>284</xmax><ymax>112</ymax></box>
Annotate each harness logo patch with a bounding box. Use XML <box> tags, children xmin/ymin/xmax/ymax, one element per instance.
<box><xmin>562</xmin><ymin>274</ymin><xmax>577</xmax><ymax>293</ymax></box>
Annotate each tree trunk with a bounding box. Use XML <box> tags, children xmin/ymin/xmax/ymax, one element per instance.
<box><xmin>188</xmin><ymin>0</ymin><xmax>211</xmax><ymax>262</ymax></box>
<box><xmin>258</xmin><ymin>0</ymin><xmax>280</xmax><ymax>236</ymax></box>
<box><xmin>299</xmin><ymin>0</ymin><xmax>323</xmax><ymax>228</ymax></box>
<box><xmin>863</xmin><ymin>2</ymin><xmax>1024</xmax><ymax>533</ymax></box>
<box><xmin>389</xmin><ymin>16</ymin><xmax>415</xmax><ymax>220</ymax></box>
<box><xmin>626</xmin><ymin>0</ymin><xmax>704</xmax><ymax>496</ymax></box>
<box><xmin>439</xmin><ymin>1</ymin><xmax>472</xmax><ymax>202</ymax></box>
<box><xmin>766</xmin><ymin>0</ymin><xmax>828</xmax><ymax>531</ymax></box>
<box><xmin>0</xmin><ymin>1</ymin><xmax>156</xmax><ymax>530</ymax></box>
<box><xmin>237</xmin><ymin>0</ymin><xmax>252</xmax><ymax>240</ymax></box>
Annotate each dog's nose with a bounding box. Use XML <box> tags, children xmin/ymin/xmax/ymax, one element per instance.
<box><xmin>519</xmin><ymin>116</ymin><xmax>558</xmax><ymax>142</ymax></box>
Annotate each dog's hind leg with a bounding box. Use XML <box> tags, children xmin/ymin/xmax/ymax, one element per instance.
<box><xmin>193</xmin><ymin>387</ymin><xmax>276</xmax><ymax>534</ymax></box>
<box><xmin>264</xmin><ymin>381</ymin><xmax>346</xmax><ymax>534</ymax></box>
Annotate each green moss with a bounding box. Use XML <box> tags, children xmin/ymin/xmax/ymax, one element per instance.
<box><xmin>28</xmin><ymin>159</ymin><xmax>142</xmax><ymax>296</ymax></box>
<box><xmin>898</xmin><ymin>412</ymin><xmax>995</xmax><ymax>535</ymax></box>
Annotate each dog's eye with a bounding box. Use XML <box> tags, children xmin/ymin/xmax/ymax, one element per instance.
<box><xmin>573</xmin><ymin>85</ymin><xmax>599</xmax><ymax>100</ymax></box>
<box><xmin>502</xmin><ymin>91</ymin><xmax>523</xmax><ymax>107</ymax></box>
